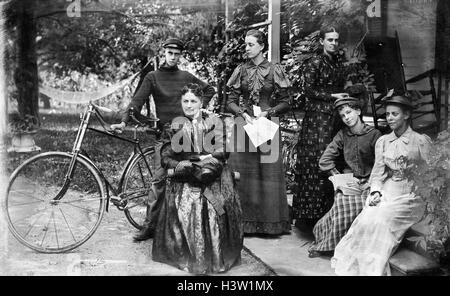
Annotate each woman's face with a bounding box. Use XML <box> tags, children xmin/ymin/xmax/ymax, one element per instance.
<box><xmin>320</xmin><ymin>31</ymin><xmax>339</xmax><ymax>55</ymax></box>
<box><xmin>386</xmin><ymin>104</ymin><xmax>410</xmax><ymax>131</ymax></box>
<box><xmin>338</xmin><ymin>105</ymin><xmax>361</xmax><ymax>128</ymax></box>
<box><xmin>245</xmin><ymin>35</ymin><xmax>264</xmax><ymax>60</ymax></box>
<box><xmin>181</xmin><ymin>91</ymin><xmax>202</xmax><ymax>118</ymax></box>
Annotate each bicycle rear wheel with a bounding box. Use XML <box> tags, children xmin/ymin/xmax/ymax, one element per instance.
<box><xmin>121</xmin><ymin>147</ymin><xmax>155</xmax><ymax>230</ymax></box>
<box><xmin>5</xmin><ymin>152</ymin><xmax>106</xmax><ymax>253</ymax></box>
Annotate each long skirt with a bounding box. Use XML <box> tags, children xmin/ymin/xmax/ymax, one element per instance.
<box><xmin>309</xmin><ymin>189</ymin><xmax>369</xmax><ymax>252</ymax></box>
<box><xmin>152</xmin><ymin>166</ymin><xmax>243</xmax><ymax>274</ymax></box>
<box><xmin>293</xmin><ymin>111</ymin><xmax>338</xmax><ymax>221</ymax></box>
<box><xmin>227</xmin><ymin>118</ymin><xmax>290</xmax><ymax>235</ymax></box>
<box><xmin>331</xmin><ymin>179</ymin><xmax>425</xmax><ymax>276</ymax></box>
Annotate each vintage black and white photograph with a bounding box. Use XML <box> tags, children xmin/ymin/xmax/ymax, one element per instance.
<box><xmin>0</xmin><ymin>0</ymin><xmax>449</xmax><ymax>280</ymax></box>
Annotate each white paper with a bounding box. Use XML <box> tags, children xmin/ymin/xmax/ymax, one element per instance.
<box><xmin>243</xmin><ymin>117</ymin><xmax>279</xmax><ymax>148</ymax></box>
<box><xmin>253</xmin><ymin>105</ymin><xmax>262</xmax><ymax>117</ymax></box>
<box><xmin>328</xmin><ymin>173</ymin><xmax>362</xmax><ymax>196</ymax></box>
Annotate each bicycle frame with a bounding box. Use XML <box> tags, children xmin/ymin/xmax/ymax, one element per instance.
<box><xmin>53</xmin><ymin>103</ymin><xmax>155</xmax><ymax>212</ymax></box>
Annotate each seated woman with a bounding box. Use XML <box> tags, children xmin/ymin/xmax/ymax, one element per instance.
<box><xmin>152</xmin><ymin>83</ymin><xmax>243</xmax><ymax>274</ymax></box>
<box><xmin>331</xmin><ymin>94</ymin><xmax>431</xmax><ymax>276</ymax></box>
<box><xmin>308</xmin><ymin>96</ymin><xmax>381</xmax><ymax>258</ymax></box>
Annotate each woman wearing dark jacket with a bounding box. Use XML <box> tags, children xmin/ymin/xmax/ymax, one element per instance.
<box><xmin>308</xmin><ymin>96</ymin><xmax>381</xmax><ymax>257</ymax></box>
<box><xmin>152</xmin><ymin>84</ymin><xmax>243</xmax><ymax>274</ymax></box>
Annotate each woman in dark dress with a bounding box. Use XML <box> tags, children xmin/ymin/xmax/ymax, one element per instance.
<box><xmin>226</xmin><ymin>29</ymin><xmax>292</xmax><ymax>235</ymax></box>
<box><xmin>292</xmin><ymin>27</ymin><xmax>348</xmax><ymax>229</ymax></box>
<box><xmin>152</xmin><ymin>84</ymin><xmax>243</xmax><ymax>274</ymax></box>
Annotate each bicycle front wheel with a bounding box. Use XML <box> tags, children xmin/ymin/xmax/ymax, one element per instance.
<box><xmin>121</xmin><ymin>147</ymin><xmax>155</xmax><ymax>230</ymax></box>
<box><xmin>5</xmin><ymin>152</ymin><xmax>106</xmax><ymax>253</ymax></box>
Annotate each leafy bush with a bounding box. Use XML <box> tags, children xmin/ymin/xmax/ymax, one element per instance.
<box><xmin>407</xmin><ymin>128</ymin><xmax>450</xmax><ymax>262</ymax></box>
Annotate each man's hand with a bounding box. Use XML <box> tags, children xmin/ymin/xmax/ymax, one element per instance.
<box><xmin>110</xmin><ymin>122</ymin><xmax>126</xmax><ymax>133</ymax></box>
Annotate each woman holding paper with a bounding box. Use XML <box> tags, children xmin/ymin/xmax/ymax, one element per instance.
<box><xmin>292</xmin><ymin>26</ymin><xmax>349</xmax><ymax>230</ymax></box>
<box><xmin>331</xmin><ymin>94</ymin><xmax>431</xmax><ymax>275</ymax></box>
<box><xmin>226</xmin><ymin>29</ymin><xmax>292</xmax><ymax>235</ymax></box>
<box><xmin>152</xmin><ymin>84</ymin><xmax>243</xmax><ymax>274</ymax></box>
<box><xmin>308</xmin><ymin>96</ymin><xmax>381</xmax><ymax>257</ymax></box>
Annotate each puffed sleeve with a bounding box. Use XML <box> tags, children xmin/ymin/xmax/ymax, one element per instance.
<box><xmin>226</xmin><ymin>64</ymin><xmax>247</xmax><ymax>116</ymax></box>
<box><xmin>417</xmin><ymin>133</ymin><xmax>432</xmax><ymax>163</ymax></box>
<box><xmin>319</xmin><ymin>130</ymin><xmax>344</xmax><ymax>172</ymax></box>
<box><xmin>369</xmin><ymin>136</ymin><xmax>388</xmax><ymax>194</ymax></box>
<box><xmin>268</xmin><ymin>63</ymin><xmax>292</xmax><ymax>117</ymax></box>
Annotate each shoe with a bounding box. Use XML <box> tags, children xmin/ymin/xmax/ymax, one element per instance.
<box><xmin>133</xmin><ymin>226</ymin><xmax>154</xmax><ymax>242</ymax></box>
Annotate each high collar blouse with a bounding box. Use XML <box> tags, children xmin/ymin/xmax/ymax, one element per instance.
<box><xmin>369</xmin><ymin>127</ymin><xmax>432</xmax><ymax>194</ymax></box>
<box><xmin>226</xmin><ymin>59</ymin><xmax>291</xmax><ymax>117</ymax></box>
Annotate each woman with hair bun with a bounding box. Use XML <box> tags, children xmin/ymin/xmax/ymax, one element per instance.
<box><xmin>292</xmin><ymin>26</ymin><xmax>349</xmax><ymax>230</ymax></box>
<box><xmin>226</xmin><ymin>29</ymin><xmax>292</xmax><ymax>235</ymax></box>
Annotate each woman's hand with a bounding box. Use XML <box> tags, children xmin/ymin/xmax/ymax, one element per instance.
<box><xmin>366</xmin><ymin>191</ymin><xmax>381</xmax><ymax>207</ymax></box>
<box><xmin>242</xmin><ymin>112</ymin><xmax>254</xmax><ymax>124</ymax></box>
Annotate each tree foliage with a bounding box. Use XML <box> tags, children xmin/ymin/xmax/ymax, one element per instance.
<box><xmin>406</xmin><ymin>129</ymin><xmax>450</xmax><ymax>262</ymax></box>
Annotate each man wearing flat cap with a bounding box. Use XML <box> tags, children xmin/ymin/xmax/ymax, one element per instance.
<box><xmin>111</xmin><ymin>37</ymin><xmax>215</xmax><ymax>242</ymax></box>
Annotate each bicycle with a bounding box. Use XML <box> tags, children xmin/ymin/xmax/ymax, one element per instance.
<box><xmin>4</xmin><ymin>102</ymin><xmax>160</xmax><ymax>253</ymax></box>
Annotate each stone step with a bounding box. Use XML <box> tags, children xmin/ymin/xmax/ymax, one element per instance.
<box><xmin>389</xmin><ymin>248</ymin><xmax>440</xmax><ymax>276</ymax></box>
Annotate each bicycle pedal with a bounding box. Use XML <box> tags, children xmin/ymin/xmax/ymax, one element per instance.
<box><xmin>110</xmin><ymin>196</ymin><xmax>124</xmax><ymax>206</ymax></box>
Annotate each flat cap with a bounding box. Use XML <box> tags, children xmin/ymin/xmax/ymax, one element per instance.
<box><xmin>334</xmin><ymin>95</ymin><xmax>360</xmax><ymax>109</ymax></box>
<box><xmin>163</xmin><ymin>38</ymin><xmax>184</xmax><ymax>50</ymax></box>
<box><xmin>383</xmin><ymin>95</ymin><xmax>414</xmax><ymax>109</ymax></box>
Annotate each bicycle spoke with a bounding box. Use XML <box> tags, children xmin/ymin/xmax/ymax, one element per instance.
<box><xmin>58</xmin><ymin>197</ymin><xmax>105</xmax><ymax>204</ymax></box>
<box><xmin>21</xmin><ymin>208</ymin><xmax>50</xmax><ymax>238</ymax></box>
<box><xmin>52</xmin><ymin>210</ymin><xmax>60</xmax><ymax>249</ymax></box>
<box><xmin>60</xmin><ymin>201</ymin><xmax>101</xmax><ymax>214</ymax></box>
<box><xmin>59</xmin><ymin>208</ymin><xmax>77</xmax><ymax>243</ymax></box>
<box><xmin>8</xmin><ymin>190</ymin><xmax>47</xmax><ymax>203</ymax></box>
<box><xmin>39</xmin><ymin>209</ymin><xmax>54</xmax><ymax>247</ymax></box>
<box><xmin>8</xmin><ymin>200</ymin><xmax>46</xmax><ymax>208</ymax></box>
<box><xmin>57</xmin><ymin>205</ymin><xmax>98</xmax><ymax>232</ymax></box>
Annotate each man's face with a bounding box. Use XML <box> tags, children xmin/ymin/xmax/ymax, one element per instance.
<box><xmin>320</xmin><ymin>32</ymin><xmax>339</xmax><ymax>56</ymax></box>
<box><xmin>164</xmin><ymin>47</ymin><xmax>182</xmax><ymax>67</ymax></box>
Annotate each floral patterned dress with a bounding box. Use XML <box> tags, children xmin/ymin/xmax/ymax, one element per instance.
<box><xmin>226</xmin><ymin>59</ymin><xmax>292</xmax><ymax>235</ymax></box>
<box><xmin>331</xmin><ymin>127</ymin><xmax>431</xmax><ymax>275</ymax></box>
<box><xmin>293</xmin><ymin>53</ymin><xmax>347</xmax><ymax>224</ymax></box>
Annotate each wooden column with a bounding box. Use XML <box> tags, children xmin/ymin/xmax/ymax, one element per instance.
<box><xmin>268</xmin><ymin>0</ymin><xmax>280</xmax><ymax>63</ymax></box>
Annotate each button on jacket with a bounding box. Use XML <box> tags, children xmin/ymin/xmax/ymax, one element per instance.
<box><xmin>319</xmin><ymin>124</ymin><xmax>382</xmax><ymax>179</ymax></box>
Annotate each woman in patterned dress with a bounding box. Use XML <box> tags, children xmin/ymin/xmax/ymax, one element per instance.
<box><xmin>152</xmin><ymin>84</ymin><xmax>243</xmax><ymax>274</ymax></box>
<box><xmin>226</xmin><ymin>29</ymin><xmax>292</xmax><ymax>235</ymax></box>
<box><xmin>308</xmin><ymin>96</ymin><xmax>381</xmax><ymax>257</ymax></box>
<box><xmin>293</xmin><ymin>27</ymin><xmax>348</xmax><ymax>229</ymax></box>
<box><xmin>331</xmin><ymin>94</ymin><xmax>431</xmax><ymax>275</ymax></box>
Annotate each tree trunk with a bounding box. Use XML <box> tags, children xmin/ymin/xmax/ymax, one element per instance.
<box><xmin>15</xmin><ymin>0</ymin><xmax>39</xmax><ymax>124</ymax></box>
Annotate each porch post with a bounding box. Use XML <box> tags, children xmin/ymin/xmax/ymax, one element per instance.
<box><xmin>268</xmin><ymin>0</ymin><xmax>280</xmax><ymax>63</ymax></box>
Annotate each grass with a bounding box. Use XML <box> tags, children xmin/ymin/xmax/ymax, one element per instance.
<box><xmin>7</xmin><ymin>113</ymin><xmax>157</xmax><ymax>186</ymax></box>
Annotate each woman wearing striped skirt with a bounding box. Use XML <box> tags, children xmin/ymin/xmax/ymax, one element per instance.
<box><xmin>308</xmin><ymin>96</ymin><xmax>381</xmax><ymax>257</ymax></box>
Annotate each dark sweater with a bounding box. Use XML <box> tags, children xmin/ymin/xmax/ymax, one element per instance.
<box><xmin>122</xmin><ymin>63</ymin><xmax>215</xmax><ymax>125</ymax></box>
